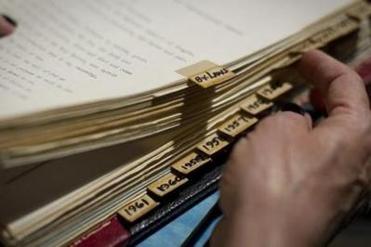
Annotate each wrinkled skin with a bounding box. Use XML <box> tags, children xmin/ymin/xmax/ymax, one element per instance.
<box><xmin>211</xmin><ymin>50</ymin><xmax>371</xmax><ymax>247</ymax></box>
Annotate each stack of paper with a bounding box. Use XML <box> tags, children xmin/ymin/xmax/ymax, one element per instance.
<box><xmin>0</xmin><ymin>0</ymin><xmax>370</xmax><ymax>246</ymax></box>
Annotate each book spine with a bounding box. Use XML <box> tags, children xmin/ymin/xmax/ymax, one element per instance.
<box><xmin>69</xmin><ymin>216</ymin><xmax>130</xmax><ymax>247</ymax></box>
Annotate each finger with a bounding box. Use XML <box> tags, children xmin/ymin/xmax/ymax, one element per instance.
<box><xmin>304</xmin><ymin>112</ymin><xmax>313</xmax><ymax>129</ymax></box>
<box><xmin>299</xmin><ymin>50</ymin><xmax>369</xmax><ymax>117</ymax></box>
<box><xmin>279</xmin><ymin>102</ymin><xmax>313</xmax><ymax>129</ymax></box>
<box><xmin>257</xmin><ymin>111</ymin><xmax>312</xmax><ymax>133</ymax></box>
<box><xmin>298</xmin><ymin>50</ymin><xmax>370</xmax><ymax>134</ymax></box>
<box><xmin>355</xmin><ymin>56</ymin><xmax>371</xmax><ymax>86</ymax></box>
<box><xmin>0</xmin><ymin>15</ymin><xmax>14</xmax><ymax>37</ymax></box>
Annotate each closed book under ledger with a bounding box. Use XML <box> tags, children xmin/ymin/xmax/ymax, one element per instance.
<box><xmin>1</xmin><ymin>0</ymin><xmax>371</xmax><ymax>246</ymax></box>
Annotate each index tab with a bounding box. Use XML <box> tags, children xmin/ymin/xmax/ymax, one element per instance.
<box><xmin>176</xmin><ymin>60</ymin><xmax>217</xmax><ymax>77</ymax></box>
<box><xmin>189</xmin><ymin>66</ymin><xmax>235</xmax><ymax>88</ymax></box>
<box><xmin>347</xmin><ymin>1</ymin><xmax>371</xmax><ymax>20</ymax></box>
<box><xmin>176</xmin><ymin>60</ymin><xmax>235</xmax><ymax>88</ymax></box>
<box><xmin>218</xmin><ymin>114</ymin><xmax>258</xmax><ymax>137</ymax></box>
<box><xmin>256</xmin><ymin>82</ymin><xmax>293</xmax><ymax>100</ymax></box>
<box><xmin>240</xmin><ymin>94</ymin><xmax>273</xmax><ymax>115</ymax></box>
<box><xmin>148</xmin><ymin>173</ymin><xmax>188</xmax><ymax>197</ymax></box>
<box><xmin>197</xmin><ymin>133</ymin><xmax>229</xmax><ymax>156</ymax></box>
<box><xmin>172</xmin><ymin>152</ymin><xmax>211</xmax><ymax>175</ymax></box>
<box><xmin>118</xmin><ymin>194</ymin><xmax>159</xmax><ymax>223</ymax></box>
<box><xmin>310</xmin><ymin>18</ymin><xmax>358</xmax><ymax>46</ymax></box>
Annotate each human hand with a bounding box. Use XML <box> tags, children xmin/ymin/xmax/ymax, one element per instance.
<box><xmin>211</xmin><ymin>50</ymin><xmax>371</xmax><ymax>247</ymax></box>
<box><xmin>0</xmin><ymin>15</ymin><xmax>15</xmax><ymax>37</ymax></box>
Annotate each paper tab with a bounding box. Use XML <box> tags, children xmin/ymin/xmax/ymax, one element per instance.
<box><xmin>256</xmin><ymin>82</ymin><xmax>293</xmax><ymax>100</ymax></box>
<box><xmin>197</xmin><ymin>133</ymin><xmax>229</xmax><ymax>156</ymax></box>
<box><xmin>177</xmin><ymin>60</ymin><xmax>234</xmax><ymax>88</ymax></box>
<box><xmin>172</xmin><ymin>152</ymin><xmax>211</xmax><ymax>175</ymax></box>
<box><xmin>189</xmin><ymin>66</ymin><xmax>235</xmax><ymax>88</ymax></box>
<box><xmin>240</xmin><ymin>94</ymin><xmax>273</xmax><ymax>115</ymax></box>
<box><xmin>118</xmin><ymin>194</ymin><xmax>159</xmax><ymax>223</ymax></box>
<box><xmin>148</xmin><ymin>173</ymin><xmax>189</xmax><ymax>197</ymax></box>
<box><xmin>347</xmin><ymin>1</ymin><xmax>371</xmax><ymax>20</ymax></box>
<box><xmin>176</xmin><ymin>60</ymin><xmax>217</xmax><ymax>77</ymax></box>
<box><xmin>310</xmin><ymin>18</ymin><xmax>358</xmax><ymax>46</ymax></box>
<box><xmin>219</xmin><ymin>114</ymin><xmax>258</xmax><ymax>137</ymax></box>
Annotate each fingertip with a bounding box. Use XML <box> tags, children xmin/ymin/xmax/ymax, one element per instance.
<box><xmin>299</xmin><ymin>49</ymin><xmax>325</xmax><ymax>65</ymax></box>
<box><xmin>0</xmin><ymin>15</ymin><xmax>15</xmax><ymax>37</ymax></box>
<box><xmin>298</xmin><ymin>50</ymin><xmax>325</xmax><ymax>77</ymax></box>
<box><xmin>298</xmin><ymin>50</ymin><xmax>340</xmax><ymax>91</ymax></box>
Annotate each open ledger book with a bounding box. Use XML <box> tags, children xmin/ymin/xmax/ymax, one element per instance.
<box><xmin>1</xmin><ymin>0</ymin><xmax>371</xmax><ymax>246</ymax></box>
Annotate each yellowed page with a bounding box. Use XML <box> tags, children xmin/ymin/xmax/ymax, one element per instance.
<box><xmin>0</xmin><ymin>0</ymin><xmax>353</xmax><ymax>119</ymax></box>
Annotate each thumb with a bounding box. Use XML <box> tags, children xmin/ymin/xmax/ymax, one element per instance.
<box><xmin>298</xmin><ymin>50</ymin><xmax>371</xmax><ymax>137</ymax></box>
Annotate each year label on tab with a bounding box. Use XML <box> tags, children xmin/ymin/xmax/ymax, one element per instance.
<box><xmin>148</xmin><ymin>173</ymin><xmax>189</xmax><ymax>197</ymax></box>
<box><xmin>118</xmin><ymin>194</ymin><xmax>159</xmax><ymax>223</ymax></box>
<box><xmin>190</xmin><ymin>66</ymin><xmax>235</xmax><ymax>88</ymax></box>
<box><xmin>172</xmin><ymin>152</ymin><xmax>211</xmax><ymax>175</ymax></box>
<box><xmin>219</xmin><ymin>114</ymin><xmax>258</xmax><ymax>137</ymax></box>
<box><xmin>256</xmin><ymin>82</ymin><xmax>293</xmax><ymax>100</ymax></box>
<box><xmin>241</xmin><ymin>94</ymin><xmax>273</xmax><ymax>115</ymax></box>
<box><xmin>197</xmin><ymin>133</ymin><xmax>229</xmax><ymax>156</ymax></box>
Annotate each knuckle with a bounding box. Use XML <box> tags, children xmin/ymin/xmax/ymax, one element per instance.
<box><xmin>346</xmin><ymin>70</ymin><xmax>362</xmax><ymax>83</ymax></box>
<box><xmin>256</xmin><ymin>114</ymin><xmax>277</xmax><ymax>128</ymax></box>
<box><xmin>324</xmin><ymin>130</ymin><xmax>364</xmax><ymax>159</ymax></box>
<box><xmin>277</xmin><ymin>111</ymin><xmax>305</xmax><ymax>123</ymax></box>
<box><xmin>229</xmin><ymin>138</ymin><xmax>248</xmax><ymax>162</ymax></box>
<box><xmin>342</xmin><ymin>111</ymin><xmax>371</xmax><ymax>136</ymax></box>
<box><xmin>329</xmin><ymin>129</ymin><xmax>353</xmax><ymax>147</ymax></box>
<box><xmin>258</xmin><ymin>111</ymin><xmax>306</xmax><ymax>130</ymax></box>
<box><xmin>356</xmin><ymin>111</ymin><xmax>371</xmax><ymax>130</ymax></box>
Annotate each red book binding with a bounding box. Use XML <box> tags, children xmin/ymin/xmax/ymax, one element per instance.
<box><xmin>70</xmin><ymin>216</ymin><xmax>130</xmax><ymax>247</ymax></box>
